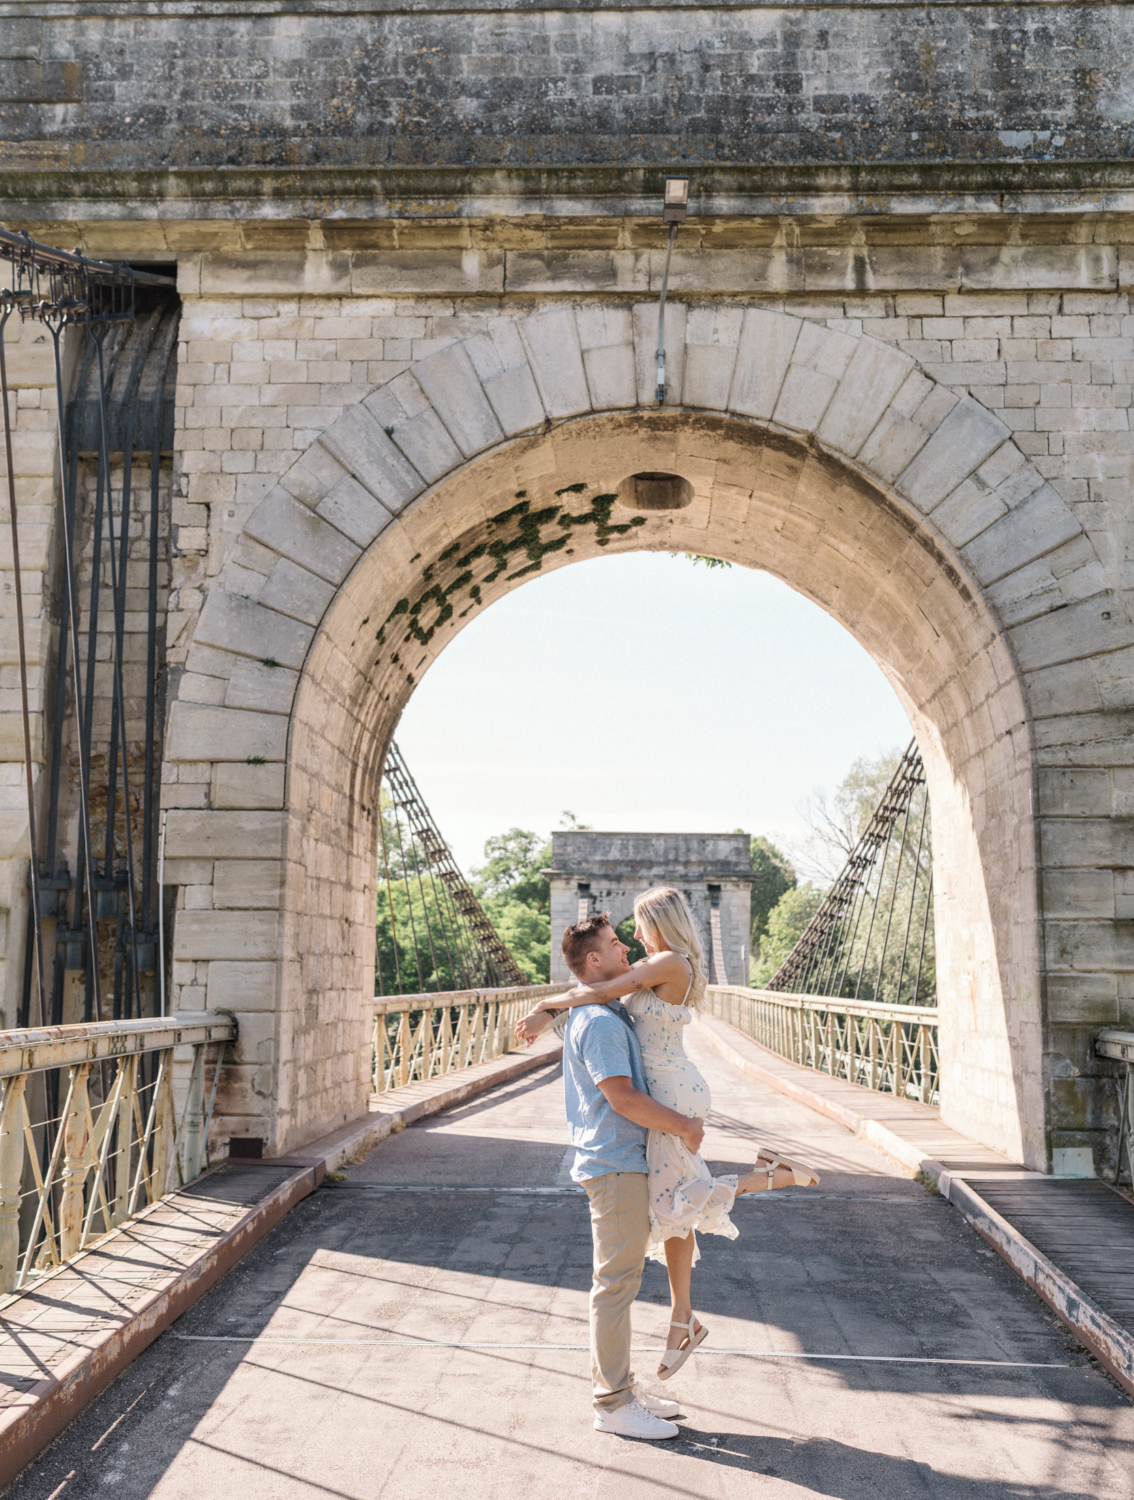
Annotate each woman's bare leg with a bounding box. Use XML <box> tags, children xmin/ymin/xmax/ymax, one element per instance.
<box><xmin>660</xmin><ymin>1234</ymin><xmax>699</xmax><ymax>1377</ymax></box>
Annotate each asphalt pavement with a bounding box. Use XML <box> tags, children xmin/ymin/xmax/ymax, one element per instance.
<box><xmin>8</xmin><ymin>1019</ymin><xmax>1134</xmax><ymax>1499</ymax></box>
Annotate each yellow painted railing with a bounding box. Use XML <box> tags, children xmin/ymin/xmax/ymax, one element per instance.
<box><xmin>706</xmin><ymin>986</ymin><xmax>940</xmax><ymax>1105</ymax></box>
<box><xmin>0</xmin><ymin>1012</ymin><xmax>235</xmax><ymax>1294</ymax></box>
<box><xmin>372</xmin><ymin>984</ymin><xmax>569</xmax><ymax>1095</ymax></box>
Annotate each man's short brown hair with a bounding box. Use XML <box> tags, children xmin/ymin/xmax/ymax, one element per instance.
<box><xmin>561</xmin><ymin>912</ymin><xmax>612</xmax><ymax>976</ymax></box>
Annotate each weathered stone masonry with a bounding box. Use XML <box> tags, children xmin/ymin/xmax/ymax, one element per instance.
<box><xmin>3</xmin><ymin>0</ymin><xmax>1134</xmax><ymax>1170</ymax></box>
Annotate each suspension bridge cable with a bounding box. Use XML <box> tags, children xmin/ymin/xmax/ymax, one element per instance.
<box><xmin>388</xmin><ymin>752</ymin><xmax>478</xmax><ymax>984</ymax></box>
<box><xmin>377</xmin><ymin>802</ymin><xmax>404</xmax><ymax>995</ymax></box>
<box><xmin>48</xmin><ymin>317</ymin><xmax>103</xmax><ymax>1020</ymax></box>
<box><xmin>870</xmin><ymin>772</ymin><xmax>917</xmax><ymax>1005</ymax></box>
<box><xmin>892</xmin><ymin>787</ymin><xmax>930</xmax><ymax>1006</ymax></box>
<box><xmin>375</xmin><ymin>743</ymin><xmax>529</xmax><ymax>994</ymax></box>
<box><xmin>94</xmin><ymin>332</ymin><xmax>144</xmax><ymax>1021</ymax></box>
<box><xmin>911</xmin><ymin>874</ymin><xmax>934</xmax><ymax>1008</ymax></box>
<box><xmin>384</xmin><ymin>748</ymin><xmax>480</xmax><ymax>986</ymax></box>
<box><xmin>389</xmin><ymin>796</ymin><xmax>427</xmax><ymax>993</ymax></box>
<box><xmin>769</xmin><ymin>740</ymin><xmax>933</xmax><ymax>1006</ymax></box>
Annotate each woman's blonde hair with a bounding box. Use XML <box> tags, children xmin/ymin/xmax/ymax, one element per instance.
<box><xmin>633</xmin><ymin>886</ymin><xmax>707</xmax><ymax>1010</ymax></box>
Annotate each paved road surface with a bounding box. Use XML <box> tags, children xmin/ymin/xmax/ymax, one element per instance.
<box><xmin>10</xmin><ymin>1020</ymin><xmax>1134</xmax><ymax>1499</ymax></box>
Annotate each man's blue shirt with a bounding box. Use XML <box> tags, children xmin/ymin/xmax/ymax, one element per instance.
<box><xmin>562</xmin><ymin>1003</ymin><xmax>649</xmax><ymax>1182</ymax></box>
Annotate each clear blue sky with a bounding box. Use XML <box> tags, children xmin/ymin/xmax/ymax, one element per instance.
<box><xmin>394</xmin><ymin>552</ymin><xmax>913</xmax><ymax>878</ymax></box>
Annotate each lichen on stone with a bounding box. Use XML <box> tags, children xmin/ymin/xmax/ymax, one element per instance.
<box><xmin>374</xmin><ymin>482</ymin><xmax>646</xmax><ymax>648</ymax></box>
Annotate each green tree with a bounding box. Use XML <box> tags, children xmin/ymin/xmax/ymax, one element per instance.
<box><xmin>471</xmin><ymin>827</ymin><xmax>553</xmax><ymax>983</ymax></box>
<box><xmin>616</xmin><ymin>915</ymin><xmax>647</xmax><ymax>965</ymax></box>
<box><xmin>748</xmin><ymin>835</ymin><xmax>796</xmax><ymax>959</ymax></box>
<box><xmin>751</xmin><ymin>884</ymin><xmax>824</xmax><ymax>987</ymax></box>
<box><xmin>474</xmin><ymin>828</ymin><xmax>552</xmax><ymax>910</ymax></box>
<box><xmin>486</xmin><ymin>898</ymin><xmax>554</xmax><ymax>983</ymax></box>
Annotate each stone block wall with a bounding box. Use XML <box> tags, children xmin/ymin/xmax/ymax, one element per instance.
<box><xmin>149</xmin><ymin>284</ymin><xmax>1043</xmax><ymax>1163</ymax></box>
<box><xmin>5</xmin><ymin>3</ymin><xmax>1134</xmax><ymax>178</ymax></box>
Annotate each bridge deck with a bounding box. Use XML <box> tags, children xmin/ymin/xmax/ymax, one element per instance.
<box><xmin>697</xmin><ymin>1012</ymin><xmax>1134</xmax><ymax>1368</ymax></box>
<box><xmin>0</xmin><ymin>1162</ymin><xmax>306</xmax><ymax>1412</ymax></box>
<box><xmin>10</xmin><ymin>1021</ymin><xmax>1133</xmax><ymax>1498</ymax></box>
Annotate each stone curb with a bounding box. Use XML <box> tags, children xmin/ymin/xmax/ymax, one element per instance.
<box><xmin>0</xmin><ymin>1040</ymin><xmax>563</xmax><ymax>1486</ymax></box>
<box><xmin>697</xmin><ymin>1013</ymin><xmax>1134</xmax><ymax>1401</ymax></box>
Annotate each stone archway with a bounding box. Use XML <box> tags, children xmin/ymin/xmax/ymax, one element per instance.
<box><xmin>163</xmin><ymin>304</ymin><xmax>1111</xmax><ymax>1169</ymax></box>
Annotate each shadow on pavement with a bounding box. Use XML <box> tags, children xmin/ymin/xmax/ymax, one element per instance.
<box><xmin>6</xmin><ymin>1060</ymin><xmax>1133</xmax><ymax>1498</ymax></box>
<box><xmin>670</xmin><ymin>1429</ymin><xmax>1102</xmax><ymax>1499</ymax></box>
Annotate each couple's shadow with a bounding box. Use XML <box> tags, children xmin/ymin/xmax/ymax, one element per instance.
<box><xmin>658</xmin><ymin>1427</ymin><xmax>1095</xmax><ymax>1499</ymax></box>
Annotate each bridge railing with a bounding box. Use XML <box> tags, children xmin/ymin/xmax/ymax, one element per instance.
<box><xmin>1095</xmin><ymin>1028</ymin><xmax>1134</xmax><ymax>1185</ymax></box>
<box><xmin>372</xmin><ymin>984</ymin><xmax>569</xmax><ymax>1095</ymax></box>
<box><xmin>0</xmin><ymin>1012</ymin><xmax>234</xmax><ymax>1294</ymax></box>
<box><xmin>706</xmin><ymin>985</ymin><xmax>940</xmax><ymax>1105</ymax></box>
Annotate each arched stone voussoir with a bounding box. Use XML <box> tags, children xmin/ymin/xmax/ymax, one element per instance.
<box><xmin>164</xmin><ymin>299</ymin><xmax>1112</xmax><ymax>1168</ymax></box>
<box><xmin>173</xmin><ymin>302</ymin><xmax>1100</xmax><ymax>799</ymax></box>
<box><xmin>245</xmin><ymin>303</ymin><xmax>1092</xmax><ymax>664</ymax></box>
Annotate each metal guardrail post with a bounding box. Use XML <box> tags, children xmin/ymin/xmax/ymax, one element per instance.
<box><xmin>1095</xmin><ymin>1029</ymin><xmax>1134</xmax><ymax>1185</ymax></box>
<box><xmin>180</xmin><ymin>1043</ymin><xmax>207</xmax><ymax>1183</ymax></box>
<box><xmin>0</xmin><ymin>1076</ymin><xmax>27</xmax><ymax>1293</ymax></box>
<box><xmin>60</xmin><ymin>1063</ymin><xmax>91</xmax><ymax>1260</ymax></box>
<box><xmin>149</xmin><ymin>1053</ymin><xmax>175</xmax><ymax>1201</ymax></box>
<box><xmin>111</xmin><ymin>1055</ymin><xmax>136</xmax><ymax>1227</ymax></box>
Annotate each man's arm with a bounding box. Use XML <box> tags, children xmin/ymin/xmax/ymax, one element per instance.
<box><xmin>597</xmin><ymin>1075</ymin><xmax>704</xmax><ymax>1157</ymax></box>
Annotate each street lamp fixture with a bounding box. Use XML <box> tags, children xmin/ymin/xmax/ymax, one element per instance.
<box><xmin>656</xmin><ymin>177</ymin><xmax>690</xmax><ymax>405</ymax></box>
<box><xmin>663</xmin><ymin>176</ymin><xmax>690</xmax><ymax>224</ymax></box>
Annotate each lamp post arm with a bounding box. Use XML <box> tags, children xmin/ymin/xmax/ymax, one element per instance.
<box><xmin>655</xmin><ymin>220</ymin><xmax>679</xmax><ymax>407</ymax></box>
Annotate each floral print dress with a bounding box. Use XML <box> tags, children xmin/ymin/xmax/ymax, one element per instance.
<box><xmin>624</xmin><ymin>984</ymin><xmax>739</xmax><ymax>1264</ymax></box>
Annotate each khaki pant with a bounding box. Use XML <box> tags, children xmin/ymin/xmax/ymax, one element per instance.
<box><xmin>583</xmin><ymin>1171</ymin><xmax>650</xmax><ymax>1413</ymax></box>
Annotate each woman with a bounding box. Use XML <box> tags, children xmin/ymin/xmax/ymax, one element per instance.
<box><xmin>528</xmin><ymin>885</ymin><xmax>820</xmax><ymax>1381</ymax></box>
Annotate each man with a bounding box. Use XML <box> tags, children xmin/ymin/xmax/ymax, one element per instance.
<box><xmin>518</xmin><ymin>914</ymin><xmax>705</xmax><ymax>1441</ymax></box>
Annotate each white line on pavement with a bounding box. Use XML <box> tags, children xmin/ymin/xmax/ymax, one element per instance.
<box><xmin>323</xmin><ymin>1185</ymin><xmax>924</xmax><ymax>1202</ymax></box>
<box><xmin>170</xmin><ymin>1335</ymin><xmax>1070</xmax><ymax>1368</ymax></box>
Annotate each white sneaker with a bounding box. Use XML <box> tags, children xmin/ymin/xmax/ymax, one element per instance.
<box><xmin>593</xmin><ymin>1399</ymin><xmax>679</xmax><ymax>1440</ymax></box>
<box><xmin>634</xmin><ymin>1388</ymin><xmax>681</xmax><ymax>1419</ymax></box>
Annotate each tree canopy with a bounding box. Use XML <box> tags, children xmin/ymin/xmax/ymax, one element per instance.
<box><xmin>748</xmin><ymin>834</ymin><xmax>796</xmax><ymax>960</ymax></box>
<box><xmin>470</xmin><ymin>827</ymin><xmax>553</xmax><ymax>982</ymax></box>
<box><xmin>750</xmin><ymin>883</ymin><xmax>824</xmax><ymax>987</ymax></box>
<box><xmin>792</xmin><ymin>749</ymin><xmax>902</xmax><ymax>884</ymax></box>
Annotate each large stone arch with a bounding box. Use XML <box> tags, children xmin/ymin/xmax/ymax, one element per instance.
<box><xmin>163</xmin><ymin>303</ymin><xmax>1118</xmax><ymax>1170</ymax></box>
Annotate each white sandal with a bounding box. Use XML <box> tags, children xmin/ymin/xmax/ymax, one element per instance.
<box><xmin>758</xmin><ymin>1153</ymin><xmax>820</xmax><ymax>1188</ymax></box>
<box><xmin>657</xmin><ymin>1315</ymin><xmax>708</xmax><ymax>1381</ymax></box>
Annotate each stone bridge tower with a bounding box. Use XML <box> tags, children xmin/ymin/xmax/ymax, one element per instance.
<box><xmin>546</xmin><ymin>832</ymin><xmax>753</xmax><ymax>985</ymax></box>
<box><xmin>3</xmin><ymin>0</ymin><xmax>1134</xmax><ymax>1175</ymax></box>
